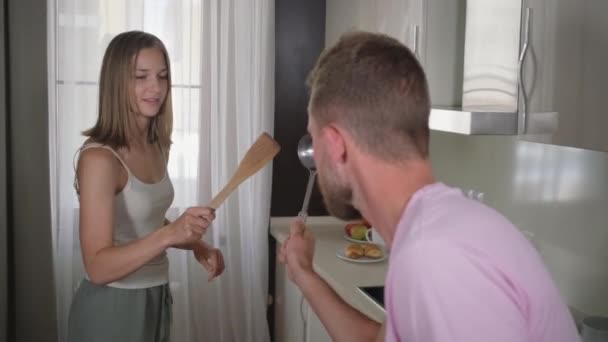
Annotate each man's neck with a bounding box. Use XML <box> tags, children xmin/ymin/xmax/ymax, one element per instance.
<box><xmin>351</xmin><ymin>157</ymin><xmax>434</xmax><ymax>247</ymax></box>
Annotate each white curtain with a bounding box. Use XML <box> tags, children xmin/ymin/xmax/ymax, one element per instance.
<box><xmin>47</xmin><ymin>1</ymin><xmax>274</xmax><ymax>341</ymax></box>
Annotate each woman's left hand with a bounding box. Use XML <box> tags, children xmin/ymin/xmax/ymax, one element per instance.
<box><xmin>194</xmin><ymin>244</ymin><xmax>225</xmax><ymax>281</ymax></box>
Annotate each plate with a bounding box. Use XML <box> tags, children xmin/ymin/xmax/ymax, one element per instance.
<box><xmin>336</xmin><ymin>246</ymin><xmax>387</xmax><ymax>263</ymax></box>
<box><xmin>343</xmin><ymin>234</ymin><xmax>368</xmax><ymax>243</ymax></box>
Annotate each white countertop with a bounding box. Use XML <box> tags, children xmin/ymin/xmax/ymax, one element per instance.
<box><xmin>270</xmin><ymin>216</ymin><xmax>387</xmax><ymax>323</ymax></box>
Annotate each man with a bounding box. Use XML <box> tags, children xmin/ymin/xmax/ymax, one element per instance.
<box><xmin>278</xmin><ymin>31</ymin><xmax>579</xmax><ymax>342</ymax></box>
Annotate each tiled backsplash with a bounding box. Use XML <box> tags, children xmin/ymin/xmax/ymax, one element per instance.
<box><xmin>430</xmin><ymin>131</ymin><xmax>608</xmax><ymax>317</ymax></box>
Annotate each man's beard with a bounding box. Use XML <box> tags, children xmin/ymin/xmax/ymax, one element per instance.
<box><xmin>317</xmin><ymin>163</ymin><xmax>362</xmax><ymax>221</ymax></box>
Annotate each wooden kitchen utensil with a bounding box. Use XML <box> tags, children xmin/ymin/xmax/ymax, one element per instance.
<box><xmin>207</xmin><ymin>132</ymin><xmax>280</xmax><ymax>209</ymax></box>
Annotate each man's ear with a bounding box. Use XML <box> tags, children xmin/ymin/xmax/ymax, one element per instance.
<box><xmin>322</xmin><ymin>124</ymin><xmax>347</xmax><ymax>165</ymax></box>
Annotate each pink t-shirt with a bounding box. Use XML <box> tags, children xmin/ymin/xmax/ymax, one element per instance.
<box><xmin>385</xmin><ymin>183</ymin><xmax>580</xmax><ymax>342</ymax></box>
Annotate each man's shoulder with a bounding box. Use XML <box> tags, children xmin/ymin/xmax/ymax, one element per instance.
<box><xmin>410</xmin><ymin>183</ymin><xmax>514</xmax><ymax>235</ymax></box>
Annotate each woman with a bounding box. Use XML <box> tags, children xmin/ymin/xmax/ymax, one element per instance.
<box><xmin>67</xmin><ymin>31</ymin><xmax>224</xmax><ymax>342</ymax></box>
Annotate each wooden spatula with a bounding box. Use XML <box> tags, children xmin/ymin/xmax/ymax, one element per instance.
<box><xmin>207</xmin><ymin>132</ymin><xmax>281</xmax><ymax>209</ymax></box>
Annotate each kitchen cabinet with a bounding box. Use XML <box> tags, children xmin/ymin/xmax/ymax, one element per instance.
<box><xmin>328</xmin><ymin>0</ymin><xmax>547</xmax><ymax>135</ymax></box>
<box><xmin>326</xmin><ymin>0</ymin><xmax>465</xmax><ymax>113</ymax></box>
<box><xmin>326</xmin><ymin>0</ymin><xmax>608</xmax><ymax>150</ymax></box>
<box><xmin>325</xmin><ymin>0</ymin><xmax>424</xmax><ymax>58</ymax></box>
<box><xmin>273</xmin><ymin>245</ymin><xmax>332</xmax><ymax>342</ymax></box>
<box><xmin>519</xmin><ymin>0</ymin><xmax>608</xmax><ymax>152</ymax></box>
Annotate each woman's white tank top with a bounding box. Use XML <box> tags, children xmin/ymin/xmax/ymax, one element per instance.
<box><xmin>75</xmin><ymin>143</ymin><xmax>174</xmax><ymax>289</ymax></box>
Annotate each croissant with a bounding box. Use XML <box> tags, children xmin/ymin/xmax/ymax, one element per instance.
<box><xmin>345</xmin><ymin>243</ymin><xmax>365</xmax><ymax>259</ymax></box>
<box><xmin>363</xmin><ymin>244</ymin><xmax>382</xmax><ymax>259</ymax></box>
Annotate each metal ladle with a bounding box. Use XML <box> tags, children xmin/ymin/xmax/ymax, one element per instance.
<box><xmin>297</xmin><ymin>134</ymin><xmax>316</xmax><ymax>223</ymax></box>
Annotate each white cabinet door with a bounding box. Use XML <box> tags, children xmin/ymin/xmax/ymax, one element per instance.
<box><xmin>325</xmin><ymin>0</ymin><xmax>467</xmax><ymax>108</ymax></box>
<box><xmin>521</xmin><ymin>0</ymin><xmax>608</xmax><ymax>151</ymax></box>
<box><xmin>274</xmin><ymin>248</ymin><xmax>306</xmax><ymax>342</ymax></box>
<box><xmin>423</xmin><ymin>0</ymin><xmax>466</xmax><ymax>107</ymax></box>
<box><xmin>374</xmin><ymin>0</ymin><xmax>424</xmax><ymax>55</ymax></box>
<box><xmin>325</xmin><ymin>0</ymin><xmax>424</xmax><ymax>55</ymax></box>
<box><xmin>274</xmin><ymin>246</ymin><xmax>332</xmax><ymax>342</ymax></box>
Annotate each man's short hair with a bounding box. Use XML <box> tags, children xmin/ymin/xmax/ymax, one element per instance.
<box><xmin>307</xmin><ymin>31</ymin><xmax>431</xmax><ymax>160</ymax></box>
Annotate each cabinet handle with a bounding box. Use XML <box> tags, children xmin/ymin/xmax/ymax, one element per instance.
<box><xmin>412</xmin><ymin>24</ymin><xmax>420</xmax><ymax>58</ymax></box>
<box><xmin>518</xmin><ymin>7</ymin><xmax>531</xmax><ymax>134</ymax></box>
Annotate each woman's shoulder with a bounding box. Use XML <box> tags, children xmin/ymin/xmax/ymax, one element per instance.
<box><xmin>74</xmin><ymin>139</ymin><xmax>129</xmax><ymax>194</ymax></box>
<box><xmin>77</xmin><ymin>141</ymin><xmax>123</xmax><ymax>172</ymax></box>
<box><xmin>78</xmin><ymin>149</ymin><xmax>120</xmax><ymax>177</ymax></box>
<box><xmin>81</xmin><ymin>137</ymin><xmax>111</xmax><ymax>148</ymax></box>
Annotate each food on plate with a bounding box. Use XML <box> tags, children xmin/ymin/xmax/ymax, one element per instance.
<box><xmin>362</xmin><ymin>244</ymin><xmax>382</xmax><ymax>259</ymax></box>
<box><xmin>344</xmin><ymin>222</ymin><xmax>359</xmax><ymax>236</ymax></box>
<box><xmin>345</xmin><ymin>243</ymin><xmax>365</xmax><ymax>259</ymax></box>
<box><xmin>344</xmin><ymin>222</ymin><xmax>368</xmax><ymax>240</ymax></box>
<box><xmin>350</xmin><ymin>225</ymin><xmax>367</xmax><ymax>240</ymax></box>
<box><xmin>344</xmin><ymin>243</ymin><xmax>383</xmax><ymax>259</ymax></box>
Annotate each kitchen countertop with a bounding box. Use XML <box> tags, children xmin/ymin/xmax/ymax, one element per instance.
<box><xmin>270</xmin><ymin>216</ymin><xmax>388</xmax><ymax>323</ymax></box>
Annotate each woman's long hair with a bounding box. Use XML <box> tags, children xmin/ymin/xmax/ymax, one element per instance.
<box><xmin>83</xmin><ymin>30</ymin><xmax>173</xmax><ymax>149</ymax></box>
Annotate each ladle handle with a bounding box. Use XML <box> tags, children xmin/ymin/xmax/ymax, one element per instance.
<box><xmin>298</xmin><ymin>170</ymin><xmax>317</xmax><ymax>223</ymax></box>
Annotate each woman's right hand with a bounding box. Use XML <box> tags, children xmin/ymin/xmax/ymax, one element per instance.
<box><xmin>164</xmin><ymin>207</ymin><xmax>216</xmax><ymax>246</ymax></box>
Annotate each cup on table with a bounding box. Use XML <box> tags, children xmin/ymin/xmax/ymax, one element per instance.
<box><xmin>581</xmin><ymin>316</ymin><xmax>608</xmax><ymax>342</ymax></box>
<box><xmin>365</xmin><ymin>227</ymin><xmax>386</xmax><ymax>247</ymax></box>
